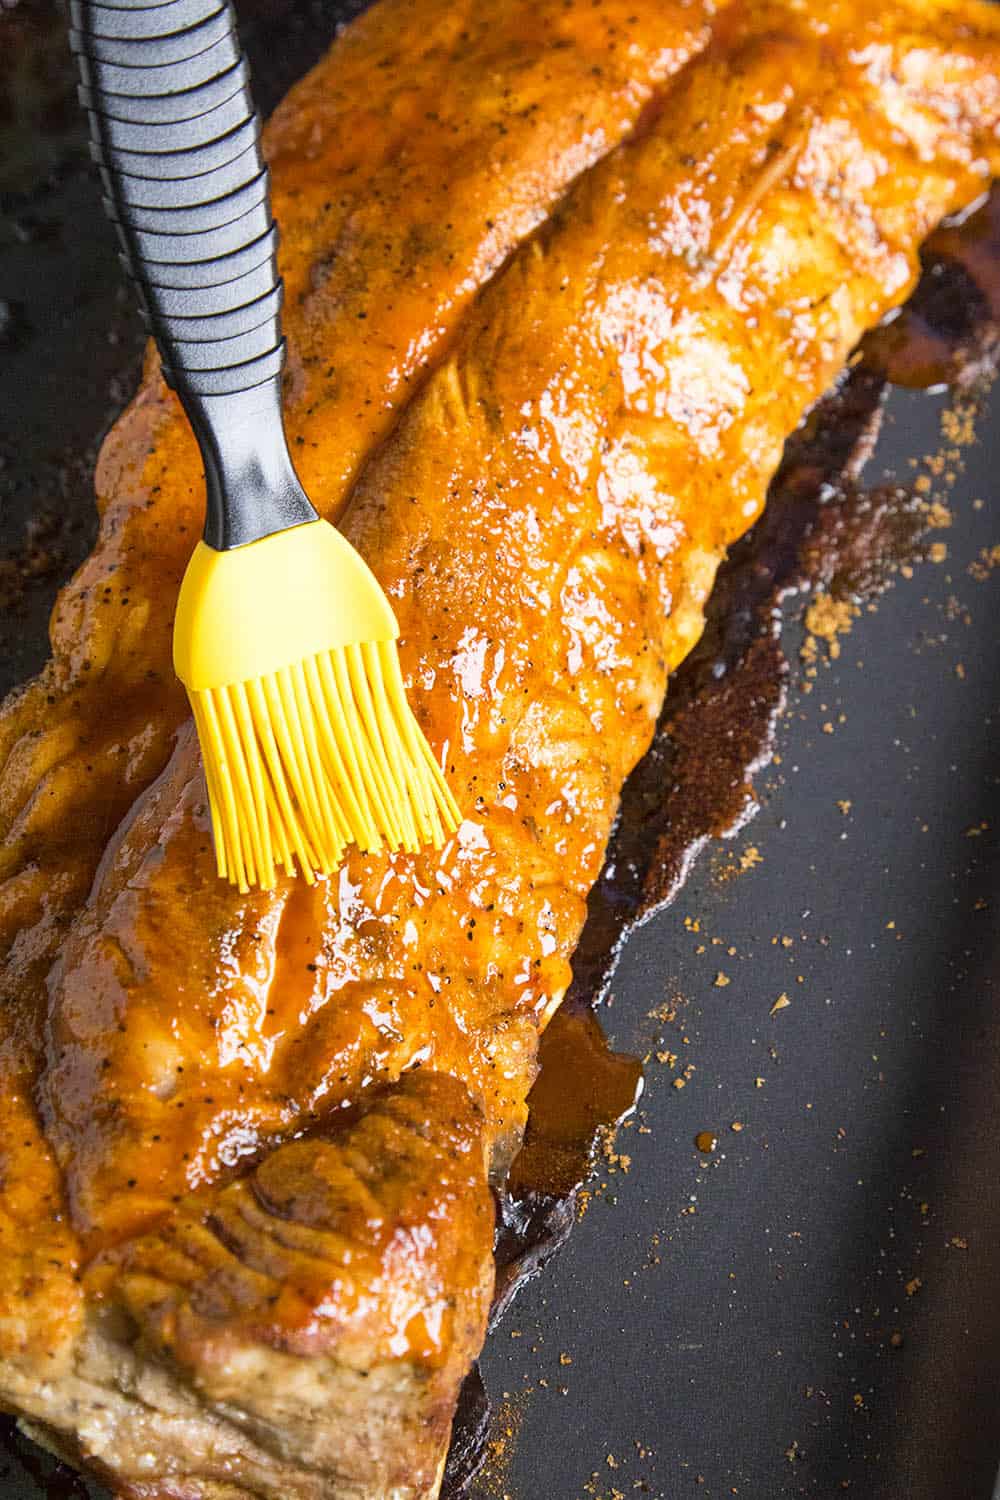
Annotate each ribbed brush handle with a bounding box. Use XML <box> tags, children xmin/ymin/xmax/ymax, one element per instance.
<box><xmin>70</xmin><ymin>0</ymin><xmax>282</xmax><ymax>394</ymax></box>
<box><xmin>69</xmin><ymin>0</ymin><xmax>317</xmax><ymax>548</ymax></box>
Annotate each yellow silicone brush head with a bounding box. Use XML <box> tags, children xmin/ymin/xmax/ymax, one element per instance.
<box><xmin>173</xmin><ymin>518</ymin><xmax>460</xmax><ymax>891</ymax></box>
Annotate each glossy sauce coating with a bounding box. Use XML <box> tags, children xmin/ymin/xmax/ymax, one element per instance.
<box><xmin>44</xmin><ymin>0</ymin><xmax>1000</xmax><ymax>1292</ymax></box>
<box><xmin>2</xmin><ymin>1</ymin><xmax>1000</xmax><ymax>1495</ymax></box>
<box><xmin>0</xmin><ymin>0</ymin><xmax>721</xmax><ymax>1368</ymax></box>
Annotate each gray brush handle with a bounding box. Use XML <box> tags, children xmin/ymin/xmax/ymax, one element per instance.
<box><xmin>69</xmin><ymin>0</ymin><xmax>317</xmax><ymax>548</ymax></box>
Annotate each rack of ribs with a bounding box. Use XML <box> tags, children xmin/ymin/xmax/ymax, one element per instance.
<box><xmin>1</xmin><ymin>0</ymin><xmax>998</xmax><ymax>1494</ymax></box>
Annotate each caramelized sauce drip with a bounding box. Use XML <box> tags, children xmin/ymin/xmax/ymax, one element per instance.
<box><xmin>491</xmin><ymin>1005</ymin><xmax>642</xmax><ymax>1322</ymax></box>
<box><xmin>508</xmin><ymin>1008</ymin><xmax>643</xmax><ymax>1203</ymax></box>
<box><xmin>694</xmin><ymin>1131</ymin><xmax>718</xmax><ymax>1155</ymax></box>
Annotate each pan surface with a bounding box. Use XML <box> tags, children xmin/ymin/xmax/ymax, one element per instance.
<box><xmin>0</xmin><ymin>3</ymin><xmax>998</xmax><ymax>1498</ymax></box>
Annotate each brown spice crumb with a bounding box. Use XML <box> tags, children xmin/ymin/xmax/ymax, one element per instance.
<box><xmin>837</xmin><ymin>799</ymin><xmax>852</xmax><ymax>815</ymax></box>
<box><xmin>804</xmin><ymin>593</ymin><xmax>856</xmax><ymax>659</ymax></box>
<box><xmin>890</xmin><ymin>1331</ymin><xmax>904</xmax><ymax>1349</ymax></box>
<box><xmin>714</xmin><ymin>971</ymin><xmax>731</xmax><ymax>988</ymax></box>
<box><xmin>941</xmin><ymin>403</ymin><xmax>975</xmax><ymax>446</ymax></box>
<box><xmin>969</xmin><ymin>544</ymin><xmax>1000</xmax><ymax>582</ymax></box>
<box><xmin>730</xmin><ymin>1120</ymin><xmax>744</xmax><ymax>1133</ymax></box>
<box><xmin>904</xmin><ymin>1277</ymin><xmax>922</xmax><ymax>1297</ymax></box>
<box><xmin>928</xmin><ymin>541</ymin><xmax>948</xmax><ymax>564</ymax></box>
<box><xmin>770</xmin><ymin>993</ymin><xmax>791</xmax><ymax>1015</ymax></box>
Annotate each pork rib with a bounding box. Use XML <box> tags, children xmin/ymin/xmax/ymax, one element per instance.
<box><xmin>2</xmin><ymin>1</ymin><xmax>1000</xmax><ymax>1495</ymax></box>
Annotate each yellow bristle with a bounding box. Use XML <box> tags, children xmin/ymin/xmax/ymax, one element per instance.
<box><xmin>302</xmin><ymin>654</ymin><xmax>377</xmax><ymax>850</ymax></box>
<box><xmin>365</xmin><ymin>642</ymin><xmax>429</xmax><ymax>843</ymax></box>
<box><xmin>336</xmin><ymin>646</ymin><xmax>404</xmax><ymax>845</ymax></box>
<box><xmin>246</xmin><ymin>676</ymin><xmax>316</xmax><ymax>878</ymax></box>
<box><xmin>270</xmin><ymin>668</ymin><xmax>333</xmax><ymax>865</ymax></box>
<box><xmin>230</xmin><ymin>681</ymin><xmax>276</xmax><ymax>889</ymax></box>
<box><xmin>315</xmin><ymin>652</ymin><xmax>381</xmax><ymax>849</ymax></box>
<box><xmin>379</xmin><ymin>640</ymin><xmax>462</xmax><ymax>828</ymax></box>
<box><xmin>191</xmin><ymin>696</ymin><xmax>228</xmax><ymax>881</ymax></box>
<box><xmin>186</xmin><ymin>639</ymin><xmax>460</xmax><ymax>890</ymax></box>
<box><xmin>174</xmin><ymin>519</ymin><xmax>460</xmax><ymax>889</ymax></box>
<box><xmin>347</xmin><ymin>642</ymin><xmax>419</xmax><ymax>850</ymax></box>
<box><xmin>198</xmin><ymin>689</ymin><xmax>247</xmax><ymax>890</ymax></box>
<box><xmin>291</xmin><ymin>662</ymin><xmax>347</xmax><ymax>850</ymax></box>
<box><xmin>375</xmin><ymin>639</ymin><xmax>461</xmax><ymax>832</ymax></box>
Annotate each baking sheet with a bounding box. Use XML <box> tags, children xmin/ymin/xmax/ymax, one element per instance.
<box><xmin>469</xmin><ymin>370</ymin><xmax>1000</xmax><ymax>1500</ymax></box>
<box><xmin>1</xmin><ymin>4</ymin><xmax>999</xmax><ymax>1497</ymax></box>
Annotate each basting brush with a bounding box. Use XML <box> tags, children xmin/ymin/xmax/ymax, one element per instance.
<box><xmin>70</xmin><ymin>0</ymin><xmax>459</xmax><ymax>891</ymax></box>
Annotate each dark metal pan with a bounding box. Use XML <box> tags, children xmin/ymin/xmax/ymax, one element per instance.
<box><xmin>1</xmin><ymin>4</ymin><xmax>998</xmax><ymax>1500</ymax></box>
